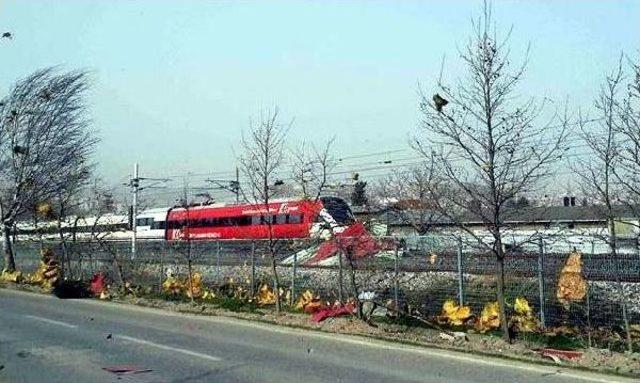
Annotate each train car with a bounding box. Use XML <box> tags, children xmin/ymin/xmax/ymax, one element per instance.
<box><xmin>15</xmin><ymin>213</ymin><xmax>131</xmax><ymax>242</ymax></box>
<box><xmin>135</xmin><ymin>207</ymin><xmax>170</xmax><ymax>240</ymax></box>
<box><xmin>164</xmin><ymin>196</ymin><xmax>355</xmax><ymax>241</ymax></box>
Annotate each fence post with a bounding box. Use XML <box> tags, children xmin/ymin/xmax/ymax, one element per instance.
<box><xmin>537</xmin><ymin>236</ymin><xmax>546</xmax><ymax>328</ymax></box>
<box><xmin>291</xmin><ymin>247</ymin><xmax>297</xmax><ymax>305</ymax></box>
<box><xmin>250</xmin><ymin>241</ymin><xmax>256</xmax><ymax>294</ymax></box>
<box><xmin>456</xmin><ymin>237</ymin><xmax>464</xmax><ymax>306</ymax></box>
<box><xmin>338</xmin><ymin>249</ymin><xmax>344</xmax><ymax>303</ymax></box>
<box><xmin>159</xmin><ymin>241</ymin><xmax>165</xmax><ymax>291</ymax></box>
<box><xmin>216</xmin><ymin>241</ymin><xmax>221</xmax><ymax>286</ymax></box>
<box><xmin>394</xmin><ymin>241</ymin><xmax>400</xmax><ymax>312</ymax></box>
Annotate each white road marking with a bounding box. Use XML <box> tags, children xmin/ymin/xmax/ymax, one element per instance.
<box><xmin>118</xmin><ymin>335</ymin><xmax>222</xmax><ymax>362</ymax></box>
<box><xmin>4</xmin><ymin>290</ymin><xmax>633</xmax><ymax>383</ymax></box>
<box><xmin>24</xmin><ymin>315</ymin><xmax>78</xmax><ymax>329</ymax></box>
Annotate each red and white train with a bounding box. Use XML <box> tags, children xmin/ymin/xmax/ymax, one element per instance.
<box><xmin>16</xmin><ymin>196</ymin><xmax>367</xmax><ymax>246</ymax></box>
<box><xmin>163</xmin><ymin>196</ymin><xmax>354</xmax><ymax>240</ymax></box>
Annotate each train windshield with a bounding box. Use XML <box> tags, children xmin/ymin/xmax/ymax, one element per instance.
<box><xmin>320</xmin><ymin>197</ymin><xmax>355</xmax><ymax>225</ymax></box>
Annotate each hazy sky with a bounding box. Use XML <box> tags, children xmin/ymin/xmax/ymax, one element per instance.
<box><xmin>0</xmin><ymin>1</ymin><xmax>638</xmax><ymax>196</ymax></box>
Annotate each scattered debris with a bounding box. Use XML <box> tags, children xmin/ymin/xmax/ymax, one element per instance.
<box><xmin>438</xmin><ymin>300</ymin><xmax>472</xmax><ymax>326</ymax></box>
<box><xmin>106</xmin><ymin>333</ymin><xmax>112</xmax><ymax>340</ymax></box>
<box><xmin>27</xmin><ymin>248</ymin><xmax>61</xmax><ymax>289</ymax></box>
<box><xmin>475</xmin><ymin>301</ymin><xmax>500</xmax><ymax>333</ymax></box>
<box><xmin>509</xmin><ymin>297</ymin><xmax>539</xmax><ymax>333</ymax></box>
<box><xmin>557</xmin><ymin>250</ymin><xmax>587</xmax><ymax>308</ymax></box>
<box><xmin>16</xmin><ymin>351</ymin><xmax>30</xmax><ymax>358</ymax></box>
<box><xmin>103</xmin><ymin>365</ymin><xmax>152</xmax><ymax>375</ymax></box>
<box><xmin>311</xmin><ymin>302</ymin><xmax>355</xmax><ymax>323</ymax></box>
<box><xmin>0</xmin><ymin>269</ymin><xmax>23</xmax><ymax>283</ymax></box>
<box><xmin>257</xmin><ymin>283</ymin><xmax>276</xmax><ymax>305</ymax></box>
<box><xmin>295</xmin><ymin>290</ymin><xmax>323</xmax><ymax>313</ymax></box>
<box><xmin>540</xmin><ymin>348</ymin><xmax>583</xmax><ymax>362</ymax></box>
<box><xmin>439</xmin><ymin>331</ymin><xmax>468</xmax><ymax>342</ymax></box>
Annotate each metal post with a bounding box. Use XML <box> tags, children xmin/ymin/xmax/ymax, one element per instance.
<box><xmin>291</xmin><ymin>248</ymin><xmax>297</xmax><ymax>305</ymax></box>
<box><xmin>216</xmin><ymin>241</ymin><xmax>221</xmax><ymax>286</ymax></box>
<box><xmin>394</xmin><ymin>242</ymin><xmax>400</xmax><ymax>312</ymax></box>
<box><xmin>457</xmin><ymin>237</ymin><xmax>464</xmax><ymax>306</ymax></box>
<box><xmin>537</xmin><ymin>237</ymin><xmax>546</xmax><ymax>328</ymax></box>
<box><xmin>338</xmin><ymin>250</ymin><xmax>344</xmax><ymax>303</ymax></box>
<box><xmin>131</xmin><ymin>163</ymin><xmax>139</xmax><ymax>259</ymax></box>
<box><xmin>251</xmin><ymin>241</ymin><xmax>256</xmax><ymax>294</ymax></box>
<box><xmin>235</xmin><ymin>166</ymin><xmax>240</xmax><ymax>204</ymax></box>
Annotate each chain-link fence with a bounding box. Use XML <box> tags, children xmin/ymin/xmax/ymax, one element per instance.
<box><xmin>4</xmin><ymin>234</ymin><xmax>639</xmax><ymax>349</ymax></box>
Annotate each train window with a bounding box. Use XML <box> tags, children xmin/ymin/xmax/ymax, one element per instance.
<box><xmin>151</xmin><ymin>221</ymin><xmax>165</xmax><ymax>230</ymax></box>
<box><xmin>251</xmin><ymin>216</ymin><xmax>261</xmax><ymax>225</ymax></box>
<box><xmin>276</xmin><ymin>214</ymin><xmax>287</xmax><ymax>224</ymax></box>
<box><xmin>289</xmin><ymin>214</ymin><xmax>303</xmax><ymax>224</ymax></box>
<box><xmin>136</xmin><ymin>218</ymin><xmax>152</xmax><ymax>226</ymax></box>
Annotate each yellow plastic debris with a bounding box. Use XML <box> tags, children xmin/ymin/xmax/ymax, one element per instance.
<box><xmin>438</xmin><ymin>300</ymin><xmax>472</xmax><ymax>326</ymax></box>
<box><xmin>162</xmin><ymin>276</ymin><xmax>183</xmax><ymax>295</ymax></box>
<box><xmin>556</xmin><ymin>251</ymin><xmax>587</xmax><ymax>308</ymax></box>
<box><xmin>294</xmin><ymin>290</ymin><xmax>324</xmax><ymax>312</ymax></box>
<box><xmin>510</xmin><ymin>297</ymin><xmax>539</xmax><ymax>333</ymax></box>
<box><xmin>26</xmin><ymin>248</ymin><xmax>60</xmax><ymax>288</ymax></box>
<box><xmin>1</xmin><ymin>269</ymin><xmax>23</xmax><ymax>283</ymax></box>
<box><xmin>185</xmin><ymin>273</ymin><xmax>203</xmax><ymax>299</ymax></box>
<box><xmin>514</xmin><ymin>297</ymin><xmax>532</xmax><ymax>316</ymax></box>
<box><xmin>202</xmin><ymin>290</ymin><xmax>216</xmax><ymax>300</ymax></box>
<box><xmin>256</xmin><ymin>283</ymin><xmax>276</xmax><ymax>305</ymax></box>
<box><xmin>475</xmin><ymin>301</ymin><xmax>500</xmax><ymax>333</ymax></box>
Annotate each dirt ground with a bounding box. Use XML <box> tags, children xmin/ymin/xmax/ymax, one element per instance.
<box><xmin>2</xmin><ymin>281</ymin><xmax>639</xmax><ymax>378</ymax></box>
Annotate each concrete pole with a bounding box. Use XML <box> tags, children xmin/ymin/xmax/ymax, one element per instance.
<box><xmin>457</xmin><ymin>237</ymin><xmax>464</xmax><ymax>306</ymax></box>
<box><xmin>131</xmin><ymin>163</ymin><xmax>139</xmax><ymax>259</ymax></box>
<box><xmin>537</xmin><ymin>236</ymin><xmax>546</xmax><ymax>328</ymax></box>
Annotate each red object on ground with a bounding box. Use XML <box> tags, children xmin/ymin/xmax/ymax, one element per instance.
<box><xmin>540</xmin><ymin>348</ymin><xmax>583</xmax><ymax>361</ymax></box>
<box><xmin>307</xmin><ymin>222</ymin><xmax>380</xmax><ymax>265</ymax></box>
<box><xmin>311</xmin><ymin>302</ymin><xmax>356</xmax><ymax>322</ymax></box>
<box><xmin>102</xmin><ymin>365</ymin><xmax>152</xmax><ymax>375</ymax></box>
<box><xmin>89</xmin><ymin>272</ymin><xmax>106</xmax><ymax>296</ymax></box>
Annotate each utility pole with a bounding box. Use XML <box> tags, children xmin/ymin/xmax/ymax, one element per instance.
<box><xmin>131</xmin><ymin>163</ymin><xmax>139</xmax><ymax>259</ymax></box>
<box><xmin>127</xmin><ymin>163</ymin><xmax>170</xmax><ymax>260</ymax></box>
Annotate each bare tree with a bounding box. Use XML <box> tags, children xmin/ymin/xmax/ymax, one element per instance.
<box><xmin>239</xmin><ymin>108</ymin><xmax>290</xmax><ymax>312</ymax></box>
<box><xmin>414</xmin><ymin>3</ymin><xmax>567</xmax><ymax>341</ymax></box>
<box><xmin>579</xmin><ymin>56</ymin><xmax>636</xmax><ymax>352</ymax></box>
<box><xmin>375</xmin><ymin>163</ymin><xmax>445</xmax><ymax>235</ymax></box>
<box><xmin>615</xmin><ymin>56</ymin><xmax>640</xmax><ymax>206</ymax></box>
<box><xmin>290</xmin><ymin>138</ymin><xmax>335</xmax><ymax>202</ymax></box>
<box><xmin>0</xmin><ymin>68</ymin><xmax>97</xmax><ymax>273</ymax></box>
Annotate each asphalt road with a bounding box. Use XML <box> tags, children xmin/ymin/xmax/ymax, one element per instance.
<box><xmin>0</xmin><ymin>289</ymin><xmax>633</xmax><ymax>383</ymax></box>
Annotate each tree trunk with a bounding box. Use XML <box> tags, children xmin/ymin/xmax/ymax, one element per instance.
<box><xmin>496</xmin><ymin>255</ymin><xmax>510</xmax><ymax>341</ymax></box>
<box><xmin>609</xmin><ymin>219</ymin><xmax>633</xmax><ymax>352</ymax></box>
<box><xmin>346</xmin><ymin>249</ymin><xmax>363</xmax><ymax>319</ymax></box>
<box><xmin>2</xmin><ymin>222</ymin><xmax>16</xmax><ymax>272</ymax></box>
<box><xmin>270</xmin><ymin>254</ymin><xmax>281</xmax><ymax>313</ymax></box>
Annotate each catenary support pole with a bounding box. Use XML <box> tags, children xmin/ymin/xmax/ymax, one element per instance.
<box><xmin>537</xmin><ymin>236</ymin><xmax>546</xmax><ymax>328</ymax></box>
<box><xmin>457</xmin><ymin>237</ymin><xmax>464</xmax><ymax>306</ymax></box>
<box><xmin>338</xmin><ymin>250</ymin><xmax>344</xmax><ymax>303</ymax></box>
<box><xmin>131</xmin><ymin>163</ymin><xmax>139</xmax><ymax>260</ymax></box>
<box><xmin>291</xmin><ymin>247</ymin><xmax>297</xmax><ymax>305</ymax></box>
<box><xmin>251</xmin><ymin>241</ymin><xmax>256</xmax><ymax>294</ymax></box>
<box><xmin>215</xmin><ymin>241</ymin><xmax>221</xmax><ymax>286</ymax></box>
<box><xmin>394</xmin><ymin>242</ymin><xmax>400</xmax><ymax>312</ymax></box>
